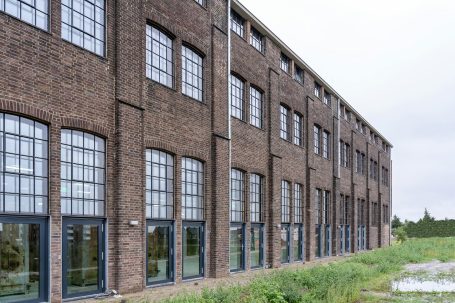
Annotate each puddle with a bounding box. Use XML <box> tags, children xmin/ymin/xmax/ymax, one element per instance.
<box><xmin>393</xmin><ymin>261</ymin><xmax>455</xmax><ymax>293</ymax></box>
<box><xmin>393</xmin><ymin>277</ymin><xmax>455</xmax><ymax>292</ymax></box>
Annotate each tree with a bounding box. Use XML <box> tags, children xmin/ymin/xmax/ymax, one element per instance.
<box><xmin>391</xmin><ymin>215</ymin><xmax>403</xmax><ymax>229</ymax></box>
<box><xmin>420</xmin><ymin>208</ymin><xmax>435</xmax><ymax>224</ymax></box>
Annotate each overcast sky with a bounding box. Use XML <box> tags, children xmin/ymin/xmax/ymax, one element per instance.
<box><xmin>240</xmin><ymin>0</ymin><xmax>455</xmax><ymax>221</ymax></box>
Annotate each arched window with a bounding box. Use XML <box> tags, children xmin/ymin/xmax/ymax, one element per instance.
<box><xmin>61</xmin><ymin>129</ymin><xmax>105</xmax><ymax>216</ymax></box>
<box><xmin>181</xmin><ymin>157</ymin><xmax>204</xmax><ymax>220</ymax></box>
<box><xmin>0</xmin><ymin>113</ymin><xmax>48</xmax><ymax>214</ymax></box>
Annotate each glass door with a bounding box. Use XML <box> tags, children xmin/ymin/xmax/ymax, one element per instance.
<box><xmin>280</xmin><ymin>225</ymin><xmax>290</xmax><ymax>264</ymax></box>
<box><xmin>182</xmin><ymin>222</ymin><xmax>204</xmax><ymax>279</ymax></box>
<box><xmin>250</xmin><ymin>224</ymin><xmax>263</xmax><ymax>269</ymax></box>
<box><xmin>0</xmin><ymin>217</ymin><xmax>48</xmax><ymax>303</ymax></box>
<box><xmin>293</xmin><ymin>224</ymin><xmax>303</xmax><ymax>262</ymax></box>
<box><xmin>62</xmin><ymin>218</ymin><xmax>104</xmax><ymax>299</ymax></box>
<box><xmin>229</xmin><ymin>224</ymin><xmax>244</xmax><ymax>272</ymax></box>
<box><xmin>146</xmin><ymin>222</ymin><xmax>174</xmax><ymax>285</ymax></box>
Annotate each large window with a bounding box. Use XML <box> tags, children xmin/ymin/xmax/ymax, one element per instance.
<box><xmin>322</xmin><ymin>130</ymin><xmax>330</xmax><ymax>159</ymax></box>
<box><xmin>250</xmin><ymin>174</ymin><xmax>263</xmax><ymax>223</ymax></box>
<box><xmin>294</xmin><ymin>184</ymin><xmax>303</xmax><ymax>223</ymax></box>
<box><xmin>182</xmin><ymin>46</ymin><xmax>203</xmax><ymax>101</ymax></box>
<box><xmin>313</xmin><ymin>125</ymin><xmax>321</xmax><ymax>155</ymax></box>
<box><xmin>181</xmin><ymin>158</ymin><xmax>204</xmax><ymax>221</ymax></box>
<box><xmin>280</xmin><ymin>105</ymin><xmax>290</xmax><ymax>141</ymax></box>
<box><xmin>1</xmin><ymin>0</ymin><xmax>48</xmax><ymax>30</ymax></box>
<box><xmin>146</xmin><ymin>24</ymin><xmax>174</xmax><ymax>88</ymax></box>
<box><xmin>230</xmin><ymin>10</ymin><xmax>244</xmax><ymax>37</ymax></box>
<box><xmin>293</xmin><ymin>112</ymin><xmax>303</xmax><ymax>146</ymax></box>
<box><xmin>280</xmin><ymin>53</ymin><xmax>290</xmax><ymax>73</ymax></box>
<box><xmin>294</xmin><ymin>65</ymin><xmax>304</xmax><ymax>84</ymax></box>
<box><xmin>230</xmin><ymin>169</ymin><xmax>244</xmax><ymax>222</ymax></box>
<box><xmin>61</xmin><ymin>0</ymin><xmax>105</xmax><ymax>56</ymax></box>
<box><xmin>250</xmin><ymin>86</ymin><xmax>263</xmax><ymax>128</ymax></box>
<box><xmin>61</xmin><ymin>130</ymin><xmax>105</xmax><ymax>216</ymax></box>
<box><xmin>322</xmin><ymin>190</ymin><xmax>330</xmax><ymax>225</ymax></box>
<box><xmin>230</xmin><ymin>74</ymin><xmax>245</xmax><ymax>120</ymax></box>
<box><xmin>250</xmin><ymin>26</ymin><xmax>264</xmax><ymax>53</ymax></box>
<box><xmin>281</xmin><ymin>180</ymin><xmax>290</xmax><ymax>223</ymax></box>
<box><xmin>146</xmin><ymin>149</ymin><xmax>174</xmax><ymax>220</ymax></box>
<box><xmin>1</xmin><ymin>114</ymin><xmax>48</xmax><ymax>214</ymax></box>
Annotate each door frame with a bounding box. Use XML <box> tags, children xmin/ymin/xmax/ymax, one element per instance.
<box><xmin>62</xmin><ymin>217</ymin><xmax>105</xmax><ymax>299</ymax></box>
<box><xmin>182</xmin><ymin>221</ymin><xmax>205</xmax><ymax>280</ymax></box>
<box><xmin>146</xmin><ymin>220</ymin><xmax>175</xmax><ymax>286</ymax></box>
<box><xmin>0</xmin><ymin>215</ymin><xmax>48</xmax><ymax>303</ymax></box>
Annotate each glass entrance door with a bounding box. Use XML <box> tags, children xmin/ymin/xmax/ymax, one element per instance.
<box><xmin>0</xmin><ymin>217</ymin><xmax>47</xmax><ymax>303</ymax></box>
<box><xmin>182</xmin><ymin>222</ymin><xmax>204</xmax><ymax>279</ymax></box>
<box><xmin>280</xmin><ymin>225</ymin><xmax>290</xmax><ymax>264</ymax></box>
<box><xmin>62</xmin><ymin>219</ymin><xmax>104</xmax><ymax>299</ymax></box>
<box><xmin>250</xmin><ymin>224</ymin><xmax>263</xmax><ymax>269</ymax></box>
<box><xmin>229</xmin><ymin>224</ymin><xmax>244</xmax><ymax>272</ymax></box>
<box><xmin>146</xmin><ymin>222</ymin><xmax>173</xmax><ymax>285</ymax></box>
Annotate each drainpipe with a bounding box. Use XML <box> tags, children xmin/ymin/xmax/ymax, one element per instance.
<box><xmin>227</xmin><ymin>0</ymin><xmax>232</xmax><ymax>275</ymax></box>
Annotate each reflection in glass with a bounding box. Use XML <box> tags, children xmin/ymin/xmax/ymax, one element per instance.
<box><xmin>0</xmin><ymin>223</ymin><xmax>40</xmax><ymax>302</ymax></box>
<box><xmin>250</xmin><ymin>227</ymin><xmax>261</xmax><ymax>268</ymax></box>
<box><xmin>66</xmin><ymin>224</ymin><xmax>99</xmax><ymax>296</ymax></box>
<box><xmin>183</xmin><ymin>226</ymin><xmax>202</xmax><ymax>278</ymax></box>
<box><xmin>147</xmin><ymin>225</ymin><xmax>170</xmax><ymax>284</ymax></box>
<box><xmin>229</xmin><ymin>226</ymin><xmax>243</xmax><ymax>271</ymax></box>
<box><xmin>293</xmin><ymin>226</ymin><xmax>302</xmax><ymax>261</ymax></box>
<box><xmin>280</xmin><ymin>227</ymin><xmax>289</xmax><ymax>263</ymax></box>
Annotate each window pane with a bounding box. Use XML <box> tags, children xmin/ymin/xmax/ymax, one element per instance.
<box><xmin>230</xmin><ymin>74</ymin><xmax>244</xmax><ymax>120</ymax></box>
<box><xmin>146</xmin><ymin>24</ymin><xmax>174</xmax><ymax>87</ymax></box>
<box><xmin>181</xmin><ymin>158</ymin><xmax>203</xmax><ymax>220</ymax></box>
<box><xmin>182</xmin><ymin>46</ymin><xmax>203</xmax><ymax>101</ymax></box>
<box><xmin>1</xmin><ymin>0</ymin><xmax>49</xmax><ymax>30</ymax></box>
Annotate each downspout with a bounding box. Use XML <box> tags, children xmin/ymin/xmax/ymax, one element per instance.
<box><xmin>227</xmin><ymin>0</ymin><xmax>232</xmax><ymax>274</ymax></box>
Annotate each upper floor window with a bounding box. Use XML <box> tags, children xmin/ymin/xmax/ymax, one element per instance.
<box><xmin>383</xmin><ymin>204</ymin><xmax>390</xmax><ymax>224</ymax></box>
<box><xmin>1</xmin><ymin>0</ymin><xmax>48</xmax><ymax>31</ymax></box>
<box><xmin>346</xmin><ymin>110</ymin><xmax>352</xmax><ymax>122</ymax></box>
<box><xmin>62</xmin><ymin>0</ymin><xmax>105</xmax><ymax>56</ymax></box>
<box><xmin>250</xmin><ymin>86</ymin><xmax>263</xmax><ymax>128</ymax></box>
<box><xmin>294</xmin><ymin>65</ymin><xmax>304</xmax><ymax>84</ymax></box>
<box><xmin>146</xmin><ymin>24</ymin><xmax>174</xmax><ymax>88</ymax></box>
<box><xmin>61</xmin><ymin>129</ymin><xmax>105</xmax><ymax>216</ymax></box>
<box><xmin>294</xmin><ymin>183</ymin><xmax>303</xmax><ymax>224</ymax></box>
<box><xmin>356</xmin><ymin>150</ymin><xmax>366</xmax><ymax>175</ymax></box>
<box><xmin>340</xmin><ymin>141</ymin><xmax>350</xmax><ymax>168</ymax></box>
<box><xmin>313</xmin><ymin>125</ymin><xmax>321</xmax><ymax>155</ymax></box>
<box><xmin>0</xmin><ymin>114</ymin><xmax>48</xmax><ymax>214</ymax></box>
<box><xmin>280</xmin><ymin>53</ymin><xmax>290</xmax><ymax>74</ymax></box>
<box><xmin>231</xmin><ymin>10</ymin><xmax>244</xmax><ymax>38</ymax></box>
<box><xmin>181</xmin><ymin>157</ymin><xmax>204</xmax><ymax>220</ymax></box>
<box><xmin>323</xmin><ymin>92</ymin><xmax>331</xmax><ymax>107</ymax></box>
<box><xmin>250</xmin><ymin>26</ymin><xmax>264</xmax><ymax>53</ymax></box>
<box><xmin>372</xmin><ymin>202</ymin><xmax>379</xmax><ymax>226</ymax></box>
<box><xmin>339</xmin><ymin>195</ymin><xmax>350</xmax><ymax>225</ymax></box>
<box><xmin>230</xmin><ymin>169</ymin><xmax>244</xmax><ymax>222</ymax></box>
<box><xmin>194</xmin><ymin>0</ymin><xmax>205</xmax><ymax>6</ymax></box>
<box><xmin>250</xmin><ymin>174</ymin><xmax>263</xmax><ymax>223</ymax></box>
<box><xmin>340</xmin><ymin>105</ymin><xmax>346</xmax><ymax>119</ymax></box>
<box><xmin>230</xmin><ymin>74</ymin><xmax>245</xmax><ymax>120</ymax></box>
<box><xmin>315</xmin><ymin>189</ymin><xmax>321</xmax><ymax>224</ymax></box>
<box><xmin>322</xmin><ymin>130</ymin><xmax>330</xmax><ymax>159</ymax></box>
<box><xmin>281</xmin><ymin>180</ymin><xmax>290</xmax><ymax>223</ymax></box>
<box><xmin>314</xmin><ymin>82</ymin><xmax>321</xmax><ymax>98</ymax></box>
<box><xmin>293</xmin><ymin>112</ymin><xmax>303</xmax><ymax>146</ymax></box>
<box><xmin>146</xmin><ymin>149</ymin><xmax>174</xmax><ymax>219</ymax></box>
<box><xmin>280</xmin><ymin>105</ymin><xmax>290</xmax><ymax>141</ymax></box>
<box><xmin>382</xmin><ymin>166</ymin><xmax>389</xmax><ymax>186</ymax></box>
<box><xmin>182</xmin><ymin>46</ymin><xmax>203</xmax><ymax>101</ymax></box>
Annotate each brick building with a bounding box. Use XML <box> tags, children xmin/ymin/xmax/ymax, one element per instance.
<box><xmin>0</xmin><ymin>0</ymin><xmax>392</xmax><ymax>302</ymax></box>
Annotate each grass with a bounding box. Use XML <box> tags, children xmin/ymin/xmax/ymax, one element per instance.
<box><xmin>144</xmin><ymin>238</ymin><xmax>455</xmax><ymax>303</ymax></box>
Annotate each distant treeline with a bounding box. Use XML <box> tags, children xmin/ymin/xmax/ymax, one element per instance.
<box><xmin>405</xmin><ymin>220</ymin><xmax>455</xmax><ymax>238</ymax></box>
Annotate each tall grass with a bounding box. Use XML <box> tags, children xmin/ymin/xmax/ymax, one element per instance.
<box><xmin>154</xmin><ymin>238</ymin><xmax>455</xmax><ymax>303</ymax></box>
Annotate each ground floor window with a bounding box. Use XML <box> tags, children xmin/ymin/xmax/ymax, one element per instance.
<box><xmin>280</xmin><ymin>225</ymin><xmax>290</xmax><ymax>264</ymax></box>
<box><xmin>147</xmin><ymin>221</ymin><xmax>174</xmax><ymax>285</ymax></box>
<box><xmin>229</xmin><ymin>224</ymin><xmax>244</xmax><ymax>272</ymax></box>
<box><xmin>293</xmin><ymin>224</ymin><xmax>303</xmax><ymax>262</ymax></box>
<box><xmin>250</xmin><ymin>224</ymin><xmax>263</xmax><ymax>269</ymax></box>
<box><xmin>0</xmin><ymin>216</ymin><xmax>48</xmax><ymax>303</ymax></box>
<box><xmin>62</xmin><ymin>218</ymin><xmax>105</xmax><ymax>299</ymax></box>
<box><xmin>182</xmin><ymin>222</ymin><xmax>204</xmax><ymax>279</ymax></box>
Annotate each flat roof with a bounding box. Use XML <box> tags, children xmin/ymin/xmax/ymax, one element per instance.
<box><xmin>232</xmin><ymin>0</ymin><xmax>393</xmax><ymax>148</ymax></box>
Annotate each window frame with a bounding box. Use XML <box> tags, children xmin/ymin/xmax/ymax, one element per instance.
<box><xmin>250</xmin><ymin>26</ymin><xmax>264</xmax><ymax>53</ymax></box>
<box><xmin>322</xmin><ymin>130</ymin><xmax>330</xmax><ymax>159</ymax></box>
<box><xmin>280</xmin><ymin>104</ymin><xmax>290</xmax><ymax>141</ymax></box>
<box><xmin>249</xmin><ymin>86</ymin><xmax>264</xmax><ymax>129</ymax></box>
<box><xmin>181</xmin><ymin>157</ymin><xmax>204</xmax><ymax>221</ymax></box>
<box><xmin>281</xmin><ymin>180</ymin><xmax>290</xmax><ymax>223</ymax></box>
<box><xmin>280</xmin><ymin>53</ymin><xmax>290</xmax><ymax>74</ymax></box>
<box><xmin>294</xmin><ymin>183</ymin><xmax>303</xmax><ymax>224</ymax></box>
<box><xmin>230</xmin><ymin>169</ymin><xmax>245</xmax><ymax>223</ymax></box>
<box><xmin>249</xmin><ymin>173</ymin><xmax>264</xmax><ymax>223</ymax></box>
<box><xmin>293</xmin><ymin>112</ymin><xmax>303</xmax><ymax>146</ymax></box>
<box><xmin>146</xmin><ymin>23</ymin><xmax>175</xmax><ymax>88</ymax></box>
<box><xmin>230</xmin><ymin>10</ymin><xmax>245</xmax><ymax>38</ymax></box>
<box><xmin>313</xmin><ymin>125</ymin><xmax>321</xmax><ymax>155</ymax></box>
<box><xmin>294</xmin><ymin>65</ymin><xmax>304</xmax><ymax>84</ymax></box>
<box><xmin>1</xmin><ymin>0</ymin><xmax>49</xmax><ymax>31</ymax></box>
<box><xmin>230</xmin><ymin>74</ymin><xmax>245</xmax><ymax>121</ymax></box>
<box><xmin>181</xmin><ymin>45</ymin><xmax>204</xmax><ymax>102</ymax></box>
<box><xmin>314</xmin><ymin>82</ymin><xmax>321</xmax><ymax>98</ymax></box>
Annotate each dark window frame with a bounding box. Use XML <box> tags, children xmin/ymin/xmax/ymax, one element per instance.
<box><xmin>146</xmin><ymin>23</ymin><xmax>175</xmax><ymax>88</ymax></box>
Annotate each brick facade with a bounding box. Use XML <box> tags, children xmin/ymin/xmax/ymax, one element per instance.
<box><xmin>0</xmin><ymin>0</ymin><xmax>392</xmax><ymax>302</ymax></box>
